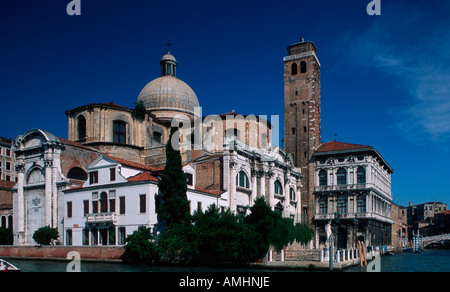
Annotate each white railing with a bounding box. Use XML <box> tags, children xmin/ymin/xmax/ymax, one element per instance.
<box><xmin>315</xmin><ymin>212</ymin><xmax>393</xmax><ymax>224</ymax></box>
<box><xmin>86</xmin><ymin>212</ymin><xmax>118</xmax><ymax>225</ymax></box>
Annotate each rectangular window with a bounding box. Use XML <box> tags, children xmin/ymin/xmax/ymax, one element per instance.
<box><xmin>92</xmin><ymin>201</ymin><xmax>98</xmax><ymax>214</ymax></box>
<box><xmin>118</xmin><ymin>227</ymin><xmax>126</xmax><ymax>245</ymax></box>
<box><xmin>83</xmin><ymin>200</ymin><xmax>89</xmax><ymax>216</ymax></box>
<box><xmin>66</xmin><ymin>229</ymin><xmax>73</xmax><ymax>246</ymax></box>
<box><xmin>67</xmin><ymin>202</ymin><xmax>73</xmax><ymax>218</ymax></box>
<box><xmin>6</xmin><ymin>162</ymin><xmax>10</xmax><ymax>171</ymax></box>
<box><xmin>139</xmin><ymin>195</ymin><xmax>146</xmax><ymax>214</ymax></box>
<box><xmin>83</xmin><ymin>229</ymin><xmax>89</xmax><ymax>246</ymax></box>
<box><xmin>89</xmin><ymin>171</ymin><xmax>98</xmax><ymax>184</ymax></box>
<box><xmin>109</xmin><ymin>190</ymin><xmax>116</xmax><ymax>213</ymax></box>
<box><xmin>119</xmin><ymin>196</ymin><xmax>126</xmax><ymax>215</ymax></box>
<box><xmin>91</xmin><ymin>228</ymin><xmax>98</xmax><ymax>246</ymax></box>
<box><xmin>110</xmin><ymin>168</ymin><xmax>116</xmax><ymax>181</ymax></box>
<box><xmin>186</xmin><ymin>173</ymin><xmax>193</xmax><ymax>186</ymax></box>
<box><xmin>197</xmin><ymin>201</ymin><xmax>202</xmax><ymax>212</ymax></box>
<box><xmin>113</xmin><ymin>121</ymin><xmax>127</xmax><ymax>144</ymax></box>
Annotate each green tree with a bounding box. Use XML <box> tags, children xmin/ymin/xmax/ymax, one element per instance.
<box><xmin>156</xmin><ymin>223</ymin><xmax>199</xmax><ymax>263</ymax></box>
<box><xmin>245</xmin><ymin>197</ymin><xmax>313</xmax><ymax>251</ymax></box>
<box><xmin>122</xmin><ymin>226</ymin><xmax>158</xmax><ymax>263</ymax></box>
<box><xmin>131</xmin><ymin>100</ymin><xmax>146</xmax><ymax>120</ymax></box>
<box><xmin>192</xmin><ymin>205</ymin><xmax>264</xmax><ymax>263</ymax></box>
<box><xmin>156</xmin><ymin>127</ymin><xmax>191</xmax><ymax>227</ymax></box>
<box><xmin>32</xmin><ymin>226</ymin><xmax>59</xmax><ymax>245</ymax></box>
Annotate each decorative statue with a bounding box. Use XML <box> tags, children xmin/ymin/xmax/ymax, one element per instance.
<box><xmin>325</xmin><ymin>221</ymin><xmax>332</xmax><ymax>247</ymax></box>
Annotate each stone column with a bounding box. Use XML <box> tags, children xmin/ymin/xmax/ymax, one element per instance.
<box><xmin>284</xmin><ymin>175</ymin><xmax>290</xmax><ymax>217</ymax></box>
<box><xmin>52</xmin><ymin>149</ymin><xmax>60</xmax><ymax>228</ymax></box>
<box><xmin>259</xmin><ymin>169</ymin><xmax>266</xmax><ymax>198</ymax></box>
<box><xmin>229</xmin><ymin>160</ymin><xmax>237</xmax><ymax>212</ymax></box>
<box><xmin>44</xmin><ymin>156</ymin><xmax>53</xmax><ymax>227</ymax></box>
<box><xmin>16</xmin><ymin>163</ymin><xmax>25</xmax><ymax>234</ymax></box>
<box><xmin>251</xmin><ymin>168</ymin><xmax>258</xmax><ymax>206</ymax></box>
<box><xmin>268</xmin><ymin>170</ymin><xmax>275</xmax><ymax>210</ymax></box>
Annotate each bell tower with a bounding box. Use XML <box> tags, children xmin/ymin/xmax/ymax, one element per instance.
<box><xmin>284</xmin><ymin>38</ymin><xmax>322</xmax><ymax>226</ymax></box>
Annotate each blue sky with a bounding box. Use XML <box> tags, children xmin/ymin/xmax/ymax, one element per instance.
<box><xmin>1</xmin><ymin>0</ymin><xmax>449</xmax><ymax>206</ymax></box>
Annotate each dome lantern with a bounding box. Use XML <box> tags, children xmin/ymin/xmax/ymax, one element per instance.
<box><xmin>137</xmin><ymin>51</ymin><xmax>200</xmax><ymax>120</ymax></box>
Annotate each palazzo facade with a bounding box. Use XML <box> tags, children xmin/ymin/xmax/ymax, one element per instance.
<box><xmin>312</xmin><ymin>141</ymin><xmax>394</xmax><ymax>249</ymax></box>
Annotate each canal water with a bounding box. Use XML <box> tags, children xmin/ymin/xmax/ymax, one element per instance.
<box><xmin>6</xmin><ymin>249</ymin><xmax>450</xmax><ymax>272</ymax></box>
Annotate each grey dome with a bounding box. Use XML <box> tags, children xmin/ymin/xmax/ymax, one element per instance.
<box><xmin>137</xmin><ymin>75</ymin><xmax>199</xmax><ymax>116</ymax></box>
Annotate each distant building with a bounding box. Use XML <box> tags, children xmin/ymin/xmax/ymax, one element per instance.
<box><xmin>0</xmin><ymin>136</ymin><xmax>17</xmax><ymax>182</ymax></box>
<box><xmin>391</xmin><ymin>203</ymin><xmax>408</xmax><ymax>249</ymax></box>
<box><xmin>435</xmin><ymin>210</ymin><xmax>450</xmax><ymax>235</ymax></box>
<box><xmin>0</xmin><ymin>180</ymin><xmax>15</xmax><ymax>229</ymax></box>
<box><xmin>407</xmin><ymin>201</ymin><xmax>448</xmax><ymax>237</ymax></box>
<box><xmin>312</xmin><ymin>141</ymin><xmax>394</xmax><ymax>249</ymax></box>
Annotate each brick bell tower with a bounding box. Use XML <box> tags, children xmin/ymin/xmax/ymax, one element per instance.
<box><xmin>284</xmin><ymin>38</ymin><xmax>322</xmax><ymax>226</ymax></box>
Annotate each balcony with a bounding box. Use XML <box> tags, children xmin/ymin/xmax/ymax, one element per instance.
<box><xmin>86</xmin><ymin>212</ymin><xmax>118</xmax><ymax>225</ymax></box>
<box><xmin>314</xmin><ymin>212</ymin><xmax>393</xmax><ymax>224</ymax></box>
<box><xmin>314</xmin><ymin>183</ymin><xmax>369</xmax><ymax>192</ymax></box>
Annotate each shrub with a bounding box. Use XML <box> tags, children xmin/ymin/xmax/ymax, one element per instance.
<box><xmin>32</xmin><ymin>226</ymin><xmax>59</xmax><ymax>245</ymax></box>
<box><xmin>122</xmin><ymin>226</ymin><xmax>158</xmax><ymax>264</ymax></box>
<box><xmin>0</xmin><ymin>227</ymin><xmax>13</xmax><ymax>245</ymax></box>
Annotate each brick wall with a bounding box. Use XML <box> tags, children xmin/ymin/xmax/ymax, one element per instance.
<box><xmin>0</xmin><ymin>246</ymin><xmax>124</xmax><ymax>262</ymax></box>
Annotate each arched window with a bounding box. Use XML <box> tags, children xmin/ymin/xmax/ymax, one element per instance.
<box><xmin>357</xmin><ymin>195</ymin><xmax>366</xmax><ymax>213</ymax></box>
<box><xmin>357</xmin><ymin>166</ymin><xmax>366</xmax><ymax>184</ymax></box>
<box><xmin>77</xmin><ymin>115</ymin><xmax>86</xmax><ymax>140</ymax></box>
<box><xmin>319</xmin><ymin>169</ymin><xmax>328</xmax><ymax>186</ymax></box>
<box><xmin>7</xmin><ymin>215</ymin><xmax>12</xmax><ymax>230</ymax></box>
<box><xmin>67</xmin><ymin>167</ymin><xmax>88</xmax><ymax>181</ymax></box>
<box><xmin>337</xmin><ymin>195</ymin><xmax>347</xmax><ymax>214</ymax></box>
<box><xmin>113</xmin><ymin>121</ymin><xmax>127</xmax><ymax>144</ymax></box>
<box><xmin>289</xmin><ymin>188</ymin><xmax>296</xmax><ymax>201</ymax></box>
<box><xmin>274</xmin><ymin>180</ymin><xmax>283</xmax><ymax>196</ymax></box>
<box><xmin>291</xmin><ymin>63</ymin><xmax>298</xmax><ymax>75</ymax></box>
<box><xmin>1</xmin><ymin>216</ymin><xmax>5</xmax><ymax>228</ymax></box>
<box><xmin>337</xmin><ymin>168</ymin><xmax>347</xmax><ymax>185</ymax></box>
<box><xmin>236</xmin><ymin>171</ymin><xmax>250</xmax><ymax>189</ymax></box>
<box><xmin>300</xmin><ymin>61</ymin><xmax>307</xmax><ymax>73</ymax></box>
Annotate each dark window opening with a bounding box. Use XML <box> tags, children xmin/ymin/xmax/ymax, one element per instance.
<box><xmin>110</xmin><ymin>168</ymin><xmax>116</xmax><ymax>181</ymax></box>
<box><xmin>89</xmin><ymin>171</ymin><xmax>98</xmax><ymax>184</ymax></box>
<box><xmin>300</xmin><ymin>61</ymin><xmax>307</xmax><ymax>73</ymax></box>
<box><xmin>68</xmin><ymin>167</ymin><xmax>88</xmax><ymax>181</ymax></box>
<box><xmin>139</xmin><ymin>195</ymin><xmax>146</xmax><ymax>214</ymax></box>
<box><xmin>319</xmin><ymin>170</ymin><xmax>327</xmax><ymax>186</ymax></box>
<box><xmin>154</xmin><ymin>132</ymin><xmax>162</xmax><ymax>143</ymax></box>
<box><xmin>77</xmin><ymin>115</ymin><xmax>87</xmax><ymax>140</ymax></box>
<box><xmin>291</xmin><ymin>63</ymin><xmax>298</xmax><ymax>75</ymax></box>
<box><xmin>357</xmin><ymin>166</ymin><xmax>366</xmax><ymax>184</ymax></box>
<box><xmin>113</xmin><ymin>121</ymin><xmax>127</xmax><ymax>144</ymax></box>
<box><xmin>337</xmin><ymin>168</ymin><xmax>347</xmax><ymax>185</ymax></box>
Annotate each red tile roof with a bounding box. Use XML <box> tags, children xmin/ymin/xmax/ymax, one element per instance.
<box><xmin>128</xmin><ymin>172</ymin><xmax>158</xmax><ymax>183</ymax></box>
<box><xmin>103</xmin><ymin>154</ymin><xmax>163</xmax><ymax>172</ymax></box>
<box><xmin>195</xmin><ymin>187</ymin><xmax>224</xmax><ymax>197</ymax></box>
<box><xmin>58</xmin><ymin>137</ymin><xmax>99</xmax><ymax>152</ymax></box>
<box><xmin>315</xmin><ymin>141</ymin><xmax>371</xmax><ymax>153</ymax></box>
<box><xmin>0</xmin><ymin>180</ymin><xmax>16</xmax><ymax>190</ymax></box>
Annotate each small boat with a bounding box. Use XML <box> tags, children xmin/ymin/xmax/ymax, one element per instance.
<box><xmin>0</xmin><ymin>259</ymin><xmax>21</xmax><ymax>272</ymax></box>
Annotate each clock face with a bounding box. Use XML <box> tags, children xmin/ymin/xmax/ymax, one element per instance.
<box><xmin>27</xmin><ymin>169</ymin><xmax>45</xmax><ymax>184</ymax></box>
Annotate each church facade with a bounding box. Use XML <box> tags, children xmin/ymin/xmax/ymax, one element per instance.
<box><xmin>12</xmin><ymin>46</ymin><xmax>303</xmax><ymax>246</ymax></box>
<box><xmin>11</xmin><ymin>38</ymin><xmax>393</xmax><ymax>249</ymax></box>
